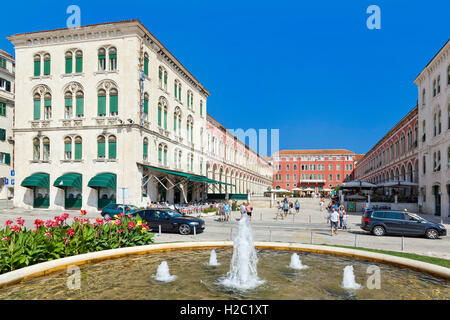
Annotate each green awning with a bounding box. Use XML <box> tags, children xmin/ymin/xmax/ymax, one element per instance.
<box><xmin>88</xmin><ymin>173</ymin><xmax>117</xmax><ymax>190</ymax></box>
<box><xmin>21</xmin><ymin>173</ymin><xmax>49</xmax><ymax>189</ymax></box>
<box><xmin>53</xmin><ymin>173</ymin><xmax>82</xmax><ymax>190</ymax></box>
<box><xmin>142</xmin><ymin>164</ymin><xmax>234</xmax><ymax>186</ymax></box>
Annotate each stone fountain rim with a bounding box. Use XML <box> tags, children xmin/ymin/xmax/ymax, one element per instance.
<box><xmin>0</xmin><ymin>241</ymin><xmax>449</xmax><ymax>289</ymax></box>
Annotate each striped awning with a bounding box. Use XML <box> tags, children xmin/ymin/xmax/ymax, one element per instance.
<box><xmin>53</xmin><ymin>173</ymin><xmax>82</xmax><ymax>190</ymax></box>
<box><xmin>21</xmin><ymin>173</ymin><xmax>49</xmax><ymax>189</ymax></box>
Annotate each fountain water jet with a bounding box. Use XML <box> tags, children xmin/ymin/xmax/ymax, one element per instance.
<box><xmin>152</xmin><ymin>261</ymin><xmax>177</xmax><ymax>282</ymax></box>
<box><xmin>341</xmin><ymin>265</ymin><xmax>361</xmax><ymax>289</ymax></box>
<box><xmin>220</xmin><ymin>214</ymin><xmax>265</xmax><ymax>290</ymax></box>
<box><xmin>207</xmin><ymin>249</ymin><xmax>220</xmax><ymax>266</ymax></box>
<box><xmin>288</xmin><ymin>253</ymin><xmax>308</xmax><ymax>270</ymax></box>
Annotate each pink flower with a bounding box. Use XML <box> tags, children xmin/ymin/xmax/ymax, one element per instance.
<box><xmin>5</xmin><ymin>220</ymin><xmax>13</xmax><ymax>226</ymax></box>
<box><xmin>117</xmin><ymin>229</ymin><xmax>124</xmax><ymax>234</ymax></box>
<box><xmin>45</xmin><ymin>220</ymin><xmax>54</xmax><ymax>228</ymax></box>
<box><xmin>114</xmin><ymin>220</ymin><xmax>121</xmax><ymax>226</ymax></box>
<box><xmin>44</xmin><ymin>232</ymin><xmax>52</xmax><ymax>237</ymax></box>
<box><xmin>64</xmin><ymin>237</ymin><xmax>70</xmax><ymax>243</ymax></box>
<box><xmin>67</xmin><ymin>229</ymin><xmax>75</xmax><ymax>237</ymax></box>
<box><xmin>16</xmin><ymin>217</ymin><xmax>25</xmax><ymax>226</ymax></box>
<box><xmin>61</xmin><ymin>213</ymin><xmax>70</xmax><ymax>220</ymax></box>
<box><xmin>10</xmin><ymin>225</ymin><xmax>20</xmax><ymax>232</ymax></box>
<box><xmin>2</xmin><ymin>236</ymin><xmax>9</xmax><ymax>241</ymax></box>
<box><xmin>73</xmin><ymin>217</ymin><xmax>79</xmax><ymax>222</ymax></box>
<box><xmin>95</xmin><ymin>218</ymin><xmax>104</xmax><ymax>225</ymax></box>
<box><xmin>128</xmin><ymin>221</ymin><xmax>135</xmax><ymax>230</ymax></box>
<box><xmin>80</xmin><ymin>210</ymin><xmax>87</xmax><ymax>216</ymax></box>
<box><xmin>34</xmin><ymin>219</ymin><xmax>44</xmax><ymax>227</ymax></box>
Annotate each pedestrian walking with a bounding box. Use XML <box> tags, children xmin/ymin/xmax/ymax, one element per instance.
<box><xmin>218</xmin><ymin>203</ymin><xmax>225</xmax><ymax>222</ymax></box>
<box><xmin>289</xmin><ymin>202</ymin><xmax>293</xmax><ymax>214</ymax></box>
<box><xmin>328</xmin><ymin>208</ymin><xmax>339</xmax><ymax>236</ymax></box>
<box><xmin>246</xmin><ymin>202</ymin><xmax>253</xmax><ymax>221</ymax></box>
<box><xmin>275</xmin><ymin>201</ymin><xmax>282</xmax><ymax>220</ymax></box>
<box><xmin>224</xmin><ymin>202</ymin><xmax>230</xmax><ymax>221</ymax></box>
<box><xmin>295</xmin><ymin>200</ymin><xmax>300</xmax><ymax>214</ymax></box>
<box><xmin>320</xmin><ymin>199</ymin><xmax>324</xmax><ymax>211</ymax></box>
<box><xmin>342</xmin><ymin>210</ymin><xmax>348</xmax><ymax>230</ymax></box>
<box><xmin>283</xmin><ymin>201</ymin><xmax>289</xmax><ymax>219</ymax></box>
<box><xmin>338</xmin><ymin>206</ymin><xmax>344</xmax><ymax>229</ymax></box>
<box><xmin>240</xmin><ymin>202</ymin><xmax>247</xmax><ymax>219</ymax></box>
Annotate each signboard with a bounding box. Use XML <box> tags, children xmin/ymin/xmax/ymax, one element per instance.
<box><xmin>4</xmin><ymin>178</ymin><xmax>8</xmax><ymax>185</ymax></box>
<box><xmin>10</xmin><ymin>170</ymin><xmax>14</xmax><ymax>177</ymax></box>
<box><xmin>118</xmin><ymin>188</ymin><xmax>129</xmax><ymax>200</ymax></box>
<box><xmin>11</xmin><ymin>179</ymin><xmax>14</xmax><ymax>186</ymax></box>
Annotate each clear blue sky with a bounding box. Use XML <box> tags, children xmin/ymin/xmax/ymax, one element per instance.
<box><xmin>1</xmin><ymin>0</ymin><xmax>449</xmax><ymax>155</ymax></box>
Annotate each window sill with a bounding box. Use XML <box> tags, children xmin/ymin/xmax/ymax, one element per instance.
<box><xmin>61</xmin><ymin>159</ymin><xmax>83</xmax><ymax>163</ymax></box>
<box><xmin>30</xmin><ymin>75</ymin><xmax>51</xmax><ymax>80</ymax></box>
<box><xmin>30</xmin><ymin>160</ymin><xmax>51</xmax><ymax>164</ymax></box>
<box><xmin>94</xmin><ymin>70</ymin><xmax>119</xmax><ymax>75</ymax></box>
<box><xmin>94</xmin><ymin>158</ymin><xmax>117</xmax><ymax>163</ymax></box>
<box><xmin>61</xmin><ymin>73</ymin><xmax>84</xmax><ymax>78</ymax></box>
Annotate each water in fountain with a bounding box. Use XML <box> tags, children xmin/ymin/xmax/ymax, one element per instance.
<box><xmin>220</xmin><ymin>214</ymin><xmax>265</xmax><ymax>290</ymax></box>
<box><xmin>288</xmin><ymin>253</ymin><xmax>309</xmax><ymax>270</ymax></box>
<box><xmin>207</xmin><ymin>249</ymin><xmax>220</xmax><ymax>266</ymax></box>
<box><xmin>152</xmin><ymin>261</ymin><xmax>177</xmax><ymax>282</ymax></box>
<box><xmin>341</xmin><ymin>265</ymin><xmax>361</xmax><ymax>289</ymax></box>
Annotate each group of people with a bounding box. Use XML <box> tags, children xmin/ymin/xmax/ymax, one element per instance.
<box><xmin>326</xmin><ymin>202</ymin><xmax>348</xmax><ymax>236</ymax></box>
<box><xmin>218</xmin><ymin>201</ymin><xmax>254</xmax><ymax>222</ymax></box>
<box><xmin>275</xmin><ymin>197</ymin><xmax>300</xmax><ymax>220</ymax></box>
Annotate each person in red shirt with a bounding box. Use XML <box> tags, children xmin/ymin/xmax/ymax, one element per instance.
<box><xmin>245</xmin><ymin>203</ymin><xmax>253</xmax><ymax>221</ymax></box>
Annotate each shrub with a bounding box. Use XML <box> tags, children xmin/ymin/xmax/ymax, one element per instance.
<box><xmin>0</xmin><ymin>213</ymin><xmax>154</xmax><ymax>274</ymax></box>
<box><xmin>202</xmin><ymin>207</ymin><xmax>218</xmax><ymax>214</ymax></box>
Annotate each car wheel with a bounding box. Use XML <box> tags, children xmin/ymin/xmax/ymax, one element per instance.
<box><xmin>179</xmin><ymin>224</ymin><xmax>191</xmax><ymax>235</ymax></box>
<box><xmin>372</xmin><ymin>225</ymin><xmax>385</xmax><ymax>236</ymax></box>
<box><xmin>425</xmin><ymin>228</ymin><xmax>439</xmax><ymax>239</ymax></box>
<box><xmin>103</xmin><ymin>213</ymin><xmax>111</xmax><ymax>219</ymax></box>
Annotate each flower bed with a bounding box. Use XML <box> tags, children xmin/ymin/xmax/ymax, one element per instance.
<box><xmin>0</xmin><ymin>212</ymin><xmax>154</xmax><ymax>274</ymax></box>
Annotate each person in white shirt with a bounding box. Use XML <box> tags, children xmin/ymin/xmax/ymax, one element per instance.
<box><xmin>328</xmin><ymin>208</ymin><xmax>339</xmax><ymax>236</ymax></box>
<box><xmin>240</xmin><ymin>202</ymin><xmax>247</xmax><ymax>219</ymax></box>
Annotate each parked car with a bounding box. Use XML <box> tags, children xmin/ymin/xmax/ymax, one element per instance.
<box><xmin>132</xmin><ymin>208</ymin><xmax>205</xmax><ymax>235</ymax></box>
<box><xmin>101</xmin><ymin>203</ymin><xmax>140</xmax><ymax>218</ymax></box>
<box><xmin>361</xmin><ymin>210</ymin><xmax>447</xmax><ymax>239</ymax></box>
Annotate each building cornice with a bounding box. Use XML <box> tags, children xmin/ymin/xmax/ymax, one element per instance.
<box><xmin>414</xmin><ymin>39</ymin><xmax>450</xmax><ymax>84</ymax></box>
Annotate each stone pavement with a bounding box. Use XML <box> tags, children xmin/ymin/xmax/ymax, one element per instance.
<box><xmin>0</xmin><ymin>198</ymin><xmax>449</xmax><ymax>259</ymax></box>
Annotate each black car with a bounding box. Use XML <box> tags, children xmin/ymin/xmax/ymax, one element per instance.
<box><xmin>132</xmin><ymin>208</ymin><xmax>205</xmax><ymax>235</ymax></box>
<box><xmin>361</xmin><ymin>210</ymin><xmax>447</xmax><ymax>239</ymax></box>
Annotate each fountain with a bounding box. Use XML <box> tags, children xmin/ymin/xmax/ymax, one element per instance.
<box><xmin>219</xmin><ymin>214</ymin><xmax>265</xmax><ymax>290</ymax></box>
<box><xmin>288</xmin><ymin>253</ymin><xmax>309</xmax><ymax>270</ymax></box>
<box><xmin>207</xmin><ymin>249</ymin><xmax>220</xmax><ymax>266</ymax></box>
<box><xmin>152</xmin><ymin>261</ymin><xmax>177</xmax><ymax>282</ymax></box>
<box><xmin>341</xmin><ymin>265</ymin><xmax>361</xmax><ymax>290</ymax></box>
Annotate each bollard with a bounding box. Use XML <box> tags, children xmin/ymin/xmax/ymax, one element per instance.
<box><xmin>193</xmin><ymin>225</ymin><xmax>197</xmax><ymax>237</ymax></box>
<box><xmin>310</xmin><ymin>232</ymin><xmax>314</xmax><ymax>244</ymax></box>
<box><xmin>401</xmin><ymin>236</ymin><xmax>405</xmax><ymax>251</ymax></box>
<box><xmin>159</xmin><ymin>225</ymin><xmax>161</xmax><ymax>236</ymax></box>
<box><xmin>230</xmin><ymin>228</ymin><xmax>233</xmax><ymax>241</ymax></box>
<box><xmin>354</xmin><ymin>233</ymin><xmax>358</xmax><ymax>247</ymax></box>
<box><xmin>269</xmin><ymin>228</ymin><xmax>272</xmax><ymax>241</ymax></box>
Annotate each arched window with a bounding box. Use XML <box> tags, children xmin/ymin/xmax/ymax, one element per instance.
<box><xmin>64</xmin><ymin>91</ymin><xmax>73</xmax><ymax>119</ymax></box>
<box><xmin>157</xmin><ymin>97</ymin><xmax>168</xmax><ymax>129</ymax></box>
<box><xmin>158</xmin><ymin>66</ymin><xmax>168</xmax><ymax>90</ymax></box>
<box><xmin>143</xmin><ymin>137</ymin><xmax>149</xmax><ymax>161</ymax></box>
<box><xmin>108</xmin><ymin>135</ymin><xmax>117</xmax><ymax>159</ymax></box>
<box><xmin>33</xmin><ymin>137</ymin><xmax>40</xmax><ymax>160</ymax></box>
<box><xmin>174</xmin><ymin>107</ymin><xmax>182</xmax><ymax>135</ymax></box>
<box><xmin>33</xmin><ymin>54</ymin><xmax>41</xmax><ymax>76</ymax></box>
<box><xmin>186</xmin><ymin>116</ymin><xmax>193</xmax><ymax>143</ymax></box>
<box><xmin>187</xmin><ymin>90</ymin><xmax>193</xmax><ymax>108</ymax></box>
<box><xmin>158</xmin><ymin>143</ymin><xmax>167</xmax><ymax>165</ymax></box>
<box><xmin>433</xmin><ymin>112</ymin><xmax>437</xmax><ymax>136</ymax></box>
<box><xmin>43</xmin><ymin>93</ymin><xmax>52</xmax><ymax>120</ymax></box>
<box><xmin>64</xmin><ymin>136</ymin><xmax>72</xmax><ymax>160</ymax></box>
<box><xmin>74</xmin><ymin>136</ymin><xmax>82</xmax><ymax>160</ymax></box>
<box><xmin>200</xmin><ymin>100</ymin><xmax>203</xmax><ymax>116</ymax></box>
<box><xmin>109</xmin><ymin>47</ymin><xmax>117</xmax><ymax>71</ymax></box>
<box><xmin>97</xmin><ymin>136</ymin><xmax>106</xmax><ymax>158</ymax></box>
<box><xmin>65</xmin><ymin>51</ymin><xmax>73</xmax><ymax>74</ymax></box>
<box><xmin>448</xmin><ymin>103</ymin><xmax>450</xmax><ymax>130</ymax></box>
<box><xmin>43</xmin><ymin>54</ymin><xmax>51</xmax><ymax>76</ymax></box>
<box><xmin>433</xmin><ymin>79</ymin><xmax>437</xmax><ymax>97</ymax></box>
<box><xmin>33</xmin><ymin>93</ymin><xmax>41</xmax><ymax>120</ymax></box>
<box><xmin>144</xmin><ymin>53</ymin><xmax>149</xmax><ymax>76</ymax></box>
<box><xmin>437</xmin><ymin>75</ymin><xmax>441</xmax><ymax>95</ymax></box>
<box><xmin>143</xmin><ymin>93</ymin><xmax>149</xmax><ymax>120</ymax></box>
<box><xmin>43</xmin><ymin>137</ymin><xmax>50</xmax><ymax>161</ymax></box>
<box><xmin>422</xmin><ymin>88</ymin><xmax>426</xmax><ymax>106</ymax></box>
<box><xmin>438</xmin><ymin>110</ymin><xmax>442</xmax><ymax>134</ymax></box>
<box><xmin>98</xmin><ymin>48</ymin><xmax>106</xmax><ymax>71</ymax></box>
<box><xmin>76</xmin><ymin>91</ymin><xmax>84</xmax><ymax>117</ymax></box>
<box><xmin>109</xmin><ymin>88</ymin><xmax>118</xmax><ymax>116</ymax></box>
<box><xmin>75</xmin><ymin>50</ymin><xmax>83</xmax><ymax>73</ymax></box>
<box><xmin>97</xmin><ymin>89</ymin><xmax>106</xmax><ymax>116</ymax></box>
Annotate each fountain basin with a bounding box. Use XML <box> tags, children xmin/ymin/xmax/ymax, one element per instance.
<box><xmin>0</xmin><ymin>241</ymin><xmax>448</xmax><ymax>299</ymax></box>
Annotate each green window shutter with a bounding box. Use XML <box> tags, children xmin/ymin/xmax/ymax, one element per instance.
<box><xmin>44</xmin><ymin>98</ymin><xmax>51</xmax><ymax>107</ymax></box>
<box><xmin>44</xmin><ymin>59</ymin><xmax>50</xmax><ymax>75</ymax></box>
<box><xmin>75</xmin><ymin>57</ymin><xmax>83</xmax><ymax>73</ymax></box>
<box><xmin>164</xmin><ymin>74</ymin><xmax>167</xmax><ymax>85</ymax></box>
<box><xmin>173</xmin><ymin>116</ymin><xmax>177</xmax><ymax>132</ymax></box>
<box><xmin>0</xmin><ymin>102</ymin><xmax>6</xmax><ymax>116</ymax></box>
<box><xmin>158</xmin><ymin>108</ymin><xmax>162</xmax><ymax>126</ymax></box>
<box><xmin>174</xmin><ymin>84</ymin><xmax>177</xmax><ymax>98</ymax></box>
<box><xmin>98</xmin><ymin>142</ymin><xmax>105</xmax><ymax>158</ymax></box>
<box><xmin>144</xmin><ymin>99</ymin><xmax>148</xmax><ymax>114</ymax></box>
<box><xmin>109</xmin><ymin>54</ymin><xmax>117</xmax><ymax>59</ymax></box>
<box><xmin>98</xmin><ymin>96</ymin><xmax>106</xmax><ymax>116</ymax></box>
<box><xmin>75</xmin><ymin>142</ymin><xmax>82</xmax><ymax>160</ymax></box>
<box><xmin>65</xmin><ymin>58</ymin><xmax>72</xmax><ymax>74</ymax></box>
<box><xmin>64</xmin><ymin>142</ymin><xmax>71</xmax><ymax>153</ymax></box>
<box><xmin>191</xmin><ymin>126</ymin><xmax>193</xmax><ymax>142</ymax></box>
<box><xmin>5</xmin><ymin>81</ymin><xmax>11</xmax><ymax>92</ymax></box>
<box><xmin>200</xmin><ymin>103</ymin><xmax>203</xmax><ymax>116</ymax></box>
<box><xmin>34</xmin><ymin>99</ymin><xmax>40</xmax><ymax>120</ymax></box>
<box><xmin>158</xmin><ymin>149</ymin><xmax>162</xmax><ymax>162</ymax></box>
<box><xmin>76</xmin><ymin>97</ymin><xmax>84</xmax><ymax>116</ymax></box>
<box><xmin>34</xmin><ymin>60</ymin><xmax>40</xmax><ymax>76</ymax></box>
<box><xmin>108</xmin><ymin>141</ymin><xmax>116</xmax><ymax>159</ymax></box>
<box><xmin>163</xmin><ymin>150</ymin><xmax>167</xmax><ymax>165</ymax></box>
<box><xmin>65</xmin><ymin>97</ymin><xmax>72</xmax><ymax>107</ymax></box>
<box><xmin>110</xmin><ymin>95</ymin><xmax>118</xmax><ymax>113</ymax></box>
<box><xmin>164</xmin><ymin>111</ymin><xmax>167</xmax><ymax>130</ymax></box>
<box><xmin>4</xmin><ymin>153</ymin><xmax>10</xmax><ymax>165</ymax></box>
<box><xmin>0</xmin><ymin>57</ymin><xmax>5</xmax><ymax>69</ymax></box>
<box><xmin>178</xmin><ymin>119</ymin><xmax>181</xmax><ymax>132</ymax></box>
<box><xmin>187</xmin><ymin>94</ymin><xmax>190</xmax><ymax>107</ymax></box>
<box><xmin>143</xmin><ymin>143</ymin><xmax>148</xmax><ymax>157</ymax></box>
<box><xmin>144</xmin><ymin>58</ymin><xmax>149</xmax><ymax>76</ymax></box>
<box><xmin>159</xmin><ymin>69</ymin><xmax>162</xmax><ymax>80</ymax></box>
<box><xmin>0</xmin><ymin>129</ymin><xmax>5</xmax><ymax>141</ymax></box>
<box><xmin>178</xmin><ymin>88</ymin><xmax>181</xmax><ymax>101</ymax></box>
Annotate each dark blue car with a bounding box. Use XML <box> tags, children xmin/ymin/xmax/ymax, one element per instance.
<box><xmin>132</xmin><ymin>209</ymin><xmax>205</xmax><ymax>235</ymax></box>
<box><xmin>361</xmin><ymin>210</ymin><xmax>447</xmax><ymax>239</ymax></box>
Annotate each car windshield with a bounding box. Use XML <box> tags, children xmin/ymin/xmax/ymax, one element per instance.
<box><xmin>406</xmin><ymin>213</ymin><xmax>426</xmax><ymax>222</ymax></box>
<box><xmin>164</xmin><ymin>210</ymin><xmax>182</xmax><ymax>218</ymax></box>
<box><xmin>127</xmin><ymin>205</ymin><xmax>139</xmax><ymax>211</ymax></box>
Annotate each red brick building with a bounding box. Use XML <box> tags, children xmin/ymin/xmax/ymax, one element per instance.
<box><xmin>272</xmin><ymin>149</ymin><xmax>356</xmax><ymax>195</ymax></box>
